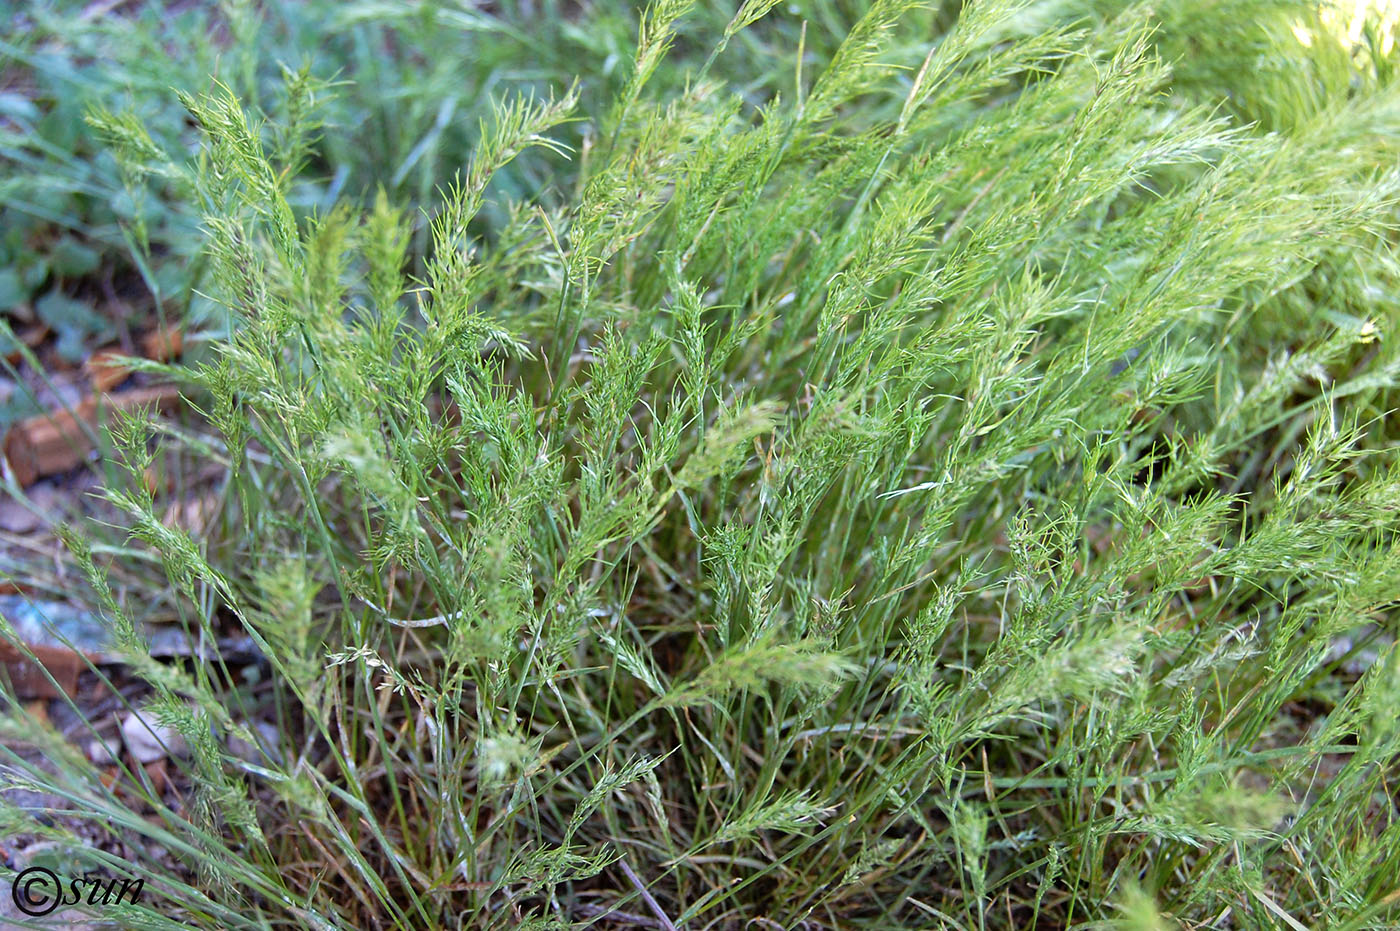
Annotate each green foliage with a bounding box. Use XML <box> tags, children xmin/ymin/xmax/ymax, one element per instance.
<box><xmin>4</xmin><ymin>0</ymin><xmax>1400</xmax><ymax>928</ymax></box>
<box><xmin>0</xmin><ymin>0</ymin><xmax>870</xmax><ymax>345</ymax></box>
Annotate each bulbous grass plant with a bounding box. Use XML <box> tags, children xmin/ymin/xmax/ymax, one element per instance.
<box><xmin>4</xmin><ymin>0</ymin><xmax>1400</xmax><ymax>928</ymax></box>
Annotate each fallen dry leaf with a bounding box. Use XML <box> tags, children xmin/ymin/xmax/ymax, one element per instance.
<box><xmin>2</xmin><ymin>323</ymin><xmax>48</xmax><ymax>365</ymax></box>
<box><xmin>85</xmin><ymin>347</ymin><xmax>132</xmax><ymax>392</ymax></box>
<box><xmin>161</xmin><ymin>489</ymin><xmax>220</xmax><ymax>533</ymax></box>
<box><xmin>23</xmin><ymin>699</ymin><xmax>48</xmax><ymax>725</ymax></box>
<box><xmin>144</xmin><ymin>758</ymin><xmax>172</xmax><ymax>794</ymax></box>
<box><xmin>141</xmin><ymin>326</ymin><xmax>182</xmax><ymax>361</ymax></box>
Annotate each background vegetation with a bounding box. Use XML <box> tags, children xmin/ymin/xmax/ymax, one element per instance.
<box><xmin>2</xmin><ymin>0</ymin><xmax>1400</xmax><ymax>928</ymax></box>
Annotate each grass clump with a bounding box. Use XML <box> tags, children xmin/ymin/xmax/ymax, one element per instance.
<box><xmin>3</xmin><ymin>0</ymin><xmax>1400</xmax><ymax>928</ymax></box>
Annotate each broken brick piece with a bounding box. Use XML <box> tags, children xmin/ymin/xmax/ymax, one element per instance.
<box><xmin>0</xmin><ymin>641</ymin><xmax>82</xmax><ymax>699</ymax></box>
<box><xmin>1</xmin><ymin>385</ymin><xmax>181</xmax><ymax>487</ymax></box>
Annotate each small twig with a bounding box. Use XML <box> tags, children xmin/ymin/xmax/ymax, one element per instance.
<box><xmin>359</xmin><ymin>597</ymin><xmax>459</xmax><ymax>628</ymax></box>
<box><xmin>573</xmin><ymin>903</ymin><xmax>663</xmax><ymax>928</ymax></box>
<box><xmin>80</xmin><ymin>0</ymin><xmax>131</xmax><ymax>22</ymax></box>
<box><xmin>382</xmin><ymin>613</ymin><xmax>456</xmax><ymax>629</ymax></box>
<box><xmin>617</xmin><ymin>859</ymin><xmax>678</xmax><ymax>931</ymax></box>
